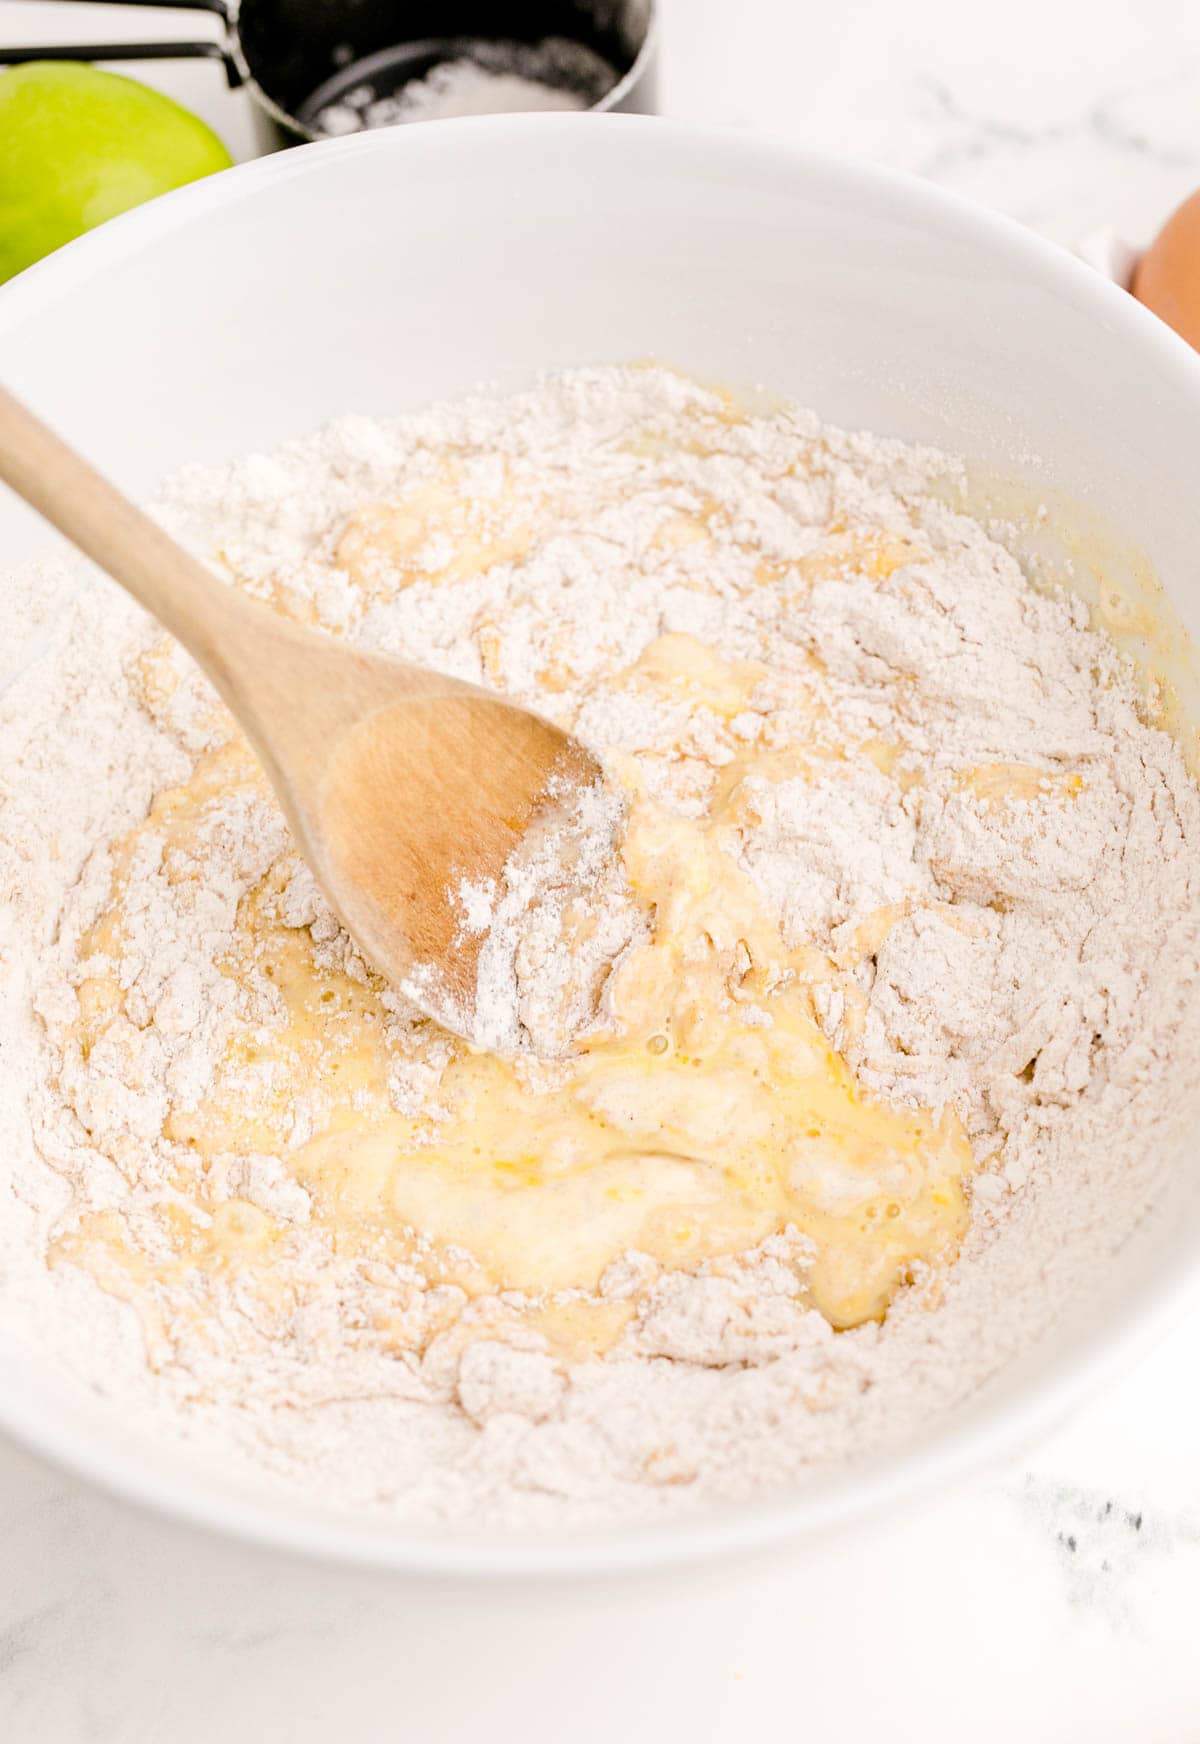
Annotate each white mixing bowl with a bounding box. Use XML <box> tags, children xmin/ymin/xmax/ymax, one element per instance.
<box><xmin>3</xmin><ymin>116</ymin><xmax>1200</xmax><ymax>1577</ymax></box>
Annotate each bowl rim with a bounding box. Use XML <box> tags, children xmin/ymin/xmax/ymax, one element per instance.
<box><xmin>4</xmin><ymin>112</ymin><xmax>1200</xmax><ymax>1579</ymax></box>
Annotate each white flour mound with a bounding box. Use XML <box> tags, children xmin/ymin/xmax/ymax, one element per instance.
<box><xmin>314</xmin><ymin>38</ymin><xmax>616</xmax><ymax>134</ymax></box>
<box><xmin>2</xmin><ymin>366</ymin><xmax>1200</xmax><ymax>1532</ymax></box>
<box><xmin>460</xmin><ymin>777</ymin><xmax>640</xmax><ymax>1056</ymax></box>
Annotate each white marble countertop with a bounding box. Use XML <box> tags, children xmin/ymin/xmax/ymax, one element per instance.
<box><xmin>4</xmin><ymin>2</ymin><xmax>1200</xmax><ymax>1737</ymax></box>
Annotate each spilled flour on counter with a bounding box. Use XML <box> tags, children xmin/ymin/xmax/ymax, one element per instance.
<box><xmin>2</xmin><ymin>366</ymin><xmax>1200</xmax><ymax>1531</ymax></box>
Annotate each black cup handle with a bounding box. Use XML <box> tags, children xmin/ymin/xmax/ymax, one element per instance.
<box><xmin>0</xmin><ymin>38</ymin><xmax>242</xmax><ymax>87</ymax></box>
<box><xmin>31</xmin><ymin>0</ymin><xmax>231</xmax><ymax>13</ymax></box>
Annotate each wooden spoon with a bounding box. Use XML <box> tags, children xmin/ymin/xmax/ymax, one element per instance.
<box><xmin>0</xmin><ymin>384</ymin><xmax>601</xmax><ymax>1043</ymax></box>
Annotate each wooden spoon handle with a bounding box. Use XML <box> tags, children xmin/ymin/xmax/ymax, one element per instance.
<box><xmin>0</xmin><ymin>381</ymin><xmax>246</xmax><ymax>672</ymax></box>
<box><xmin>0</xmin><ymin>383</ymin><xmax>475</xmax><ymax>762</ymax></box>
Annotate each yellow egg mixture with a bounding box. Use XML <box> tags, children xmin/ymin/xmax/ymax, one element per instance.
<box><xmin>50</xmin><ymin>416</ymin><xmax>1099</xmax><ymax>1363</ymax></box>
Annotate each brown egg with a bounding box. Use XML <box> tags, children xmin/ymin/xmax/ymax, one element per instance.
<box><xmin>1133</xmin><ymin>187</ymin><xmax>1200</xmax><ymax>352</ymax></box>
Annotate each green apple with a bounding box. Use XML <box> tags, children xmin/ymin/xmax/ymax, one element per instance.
<box><xmin>0</xmin><ymin>61</ymin><xmax>233</xmax><ymax>283</ymax></box>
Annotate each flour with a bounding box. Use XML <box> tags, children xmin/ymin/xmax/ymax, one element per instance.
<box><xmin>313</xmin><ymin>39</ymin><xmax>616</xmax><ymax>135</ymax></box>
<box><xmin>2</xmin><ymin>366</ymin><xmax>1200</xmax><ymax>1532</ymax></box>
<box><xmin>463</xmin><ymin>776</ymin><xmax>642</xmax><ymax>1056</ymax></box>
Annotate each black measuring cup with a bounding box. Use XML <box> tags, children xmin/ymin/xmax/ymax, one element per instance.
<box><xmin>1</xmin><ymin>0</ymin><xmax>657</xmax><ymax>149</ymax></box>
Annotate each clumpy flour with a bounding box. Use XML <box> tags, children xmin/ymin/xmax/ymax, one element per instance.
<box><xmin>2</xmin><ymin>366</ymin><xmax>1199</xmax><ymax>1530</ymax></box>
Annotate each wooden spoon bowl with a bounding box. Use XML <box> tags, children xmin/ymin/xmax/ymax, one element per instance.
<box><xmin>0</xmin><ymin>383</ymin><xmax>602</xmax><ymax>1044</ymax></box>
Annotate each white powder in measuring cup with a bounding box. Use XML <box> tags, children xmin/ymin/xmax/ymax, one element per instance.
<box><xmin>315</xmin><ymin>37</ymin><xmax>617</xmax><ymax>135</ymax></box>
